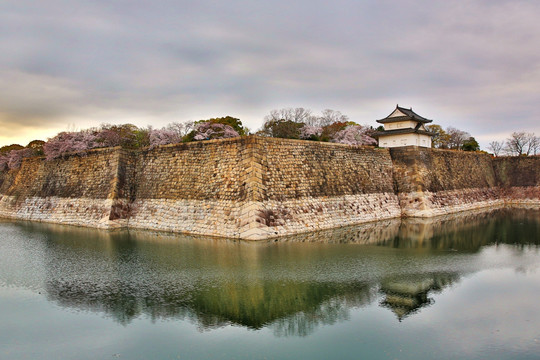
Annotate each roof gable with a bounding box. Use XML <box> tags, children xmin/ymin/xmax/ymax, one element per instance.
<box><xmin>388</xmin><ymin>108</ymin><xmax>407</xmax><ymax>118</ymax></box>
<box><xmin>376</xmin><ymin>105</ymin><xmax>433</xmax><ymax>124</ymax></box>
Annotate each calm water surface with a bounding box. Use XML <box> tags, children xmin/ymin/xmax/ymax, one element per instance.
<box><xmin>1</xmin><ymin>208</ymin><xmax>540</xmax><ymax>359</ymax></box>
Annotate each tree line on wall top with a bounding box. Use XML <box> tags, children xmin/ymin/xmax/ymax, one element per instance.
<box><xmin>1</xmin><ymin>108</ymin><xmax>538</xmax><ymax>171</ymax></box>
<box><xmin>0</xmin><ymin>108</ymin><xmax>378</xmax><ymax>170</ymax></box>
<box><xmin>487</xmin><ymin>132</ymin><xmax>540</xmax><ymax>157</ymax></box>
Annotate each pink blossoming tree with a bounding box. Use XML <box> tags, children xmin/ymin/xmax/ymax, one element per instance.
<box><xmin>0</xmin><ymin>155</ymin><xmax>8</xmax><ymax>171</ymax></box>
<box><xmin>148</xmin><ymin>129</ymin><xmax>182</xmax><ymax>149</ymax></box>
<box><xmin>299</xmin><ymin>125</ymin><xmax>323</xmax><ymax>140</ymax></box>
<box><xmin>193</xmin><ymin>122</ymin><xmax>240</xmax><ymax>141</ymax></box>
<box><xmin>43</xmin><ymin>131</ymin><xmax>98</xmax><ymax>160</ymax></box>
<box><xmin>0</xmin><ymin>148</ymin><xmax>36</xmax><ymax>170</ymax></box>
<box><xmin>331</xmin><ymin>125</ymin><xmax>377</xmax><ymax>146</ymax></box>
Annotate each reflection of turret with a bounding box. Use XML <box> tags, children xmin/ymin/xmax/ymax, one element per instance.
<box><xmin>379</xmin><ymin>273</ymin><xmax>458</xmax><ymax>321</ymax></box>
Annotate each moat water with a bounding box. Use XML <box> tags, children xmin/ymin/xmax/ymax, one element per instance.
<box><xmin>1</xmin><ymin>208</ymin><xmax>540</xmax><ymax>359</ymax></box>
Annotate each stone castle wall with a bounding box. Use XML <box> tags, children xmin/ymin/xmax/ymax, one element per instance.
<box><xmin>0</xmin><ymin>147</ymin><xmax>125</xmax><ymax>228</ymax></box>
<box><xmin>121</xmin><ymin>137</ymin><xmax>400</xmax><ymax>239</ymax></box>
<box><xmin>248</xmin><ymin>137</ymin><xmax>400</xmax><ymax>238</ymax></box>
<box><xmin>390</xmin><ymin>147</ymin><xmax>497</xmax><ymax>193</ymax></box>
<box><xmin>124</xmin><ymin>138</ymin><xmax>252</xmax><ymax>237</ymax></box>
<box><xmin>0</xmin><ymin>137</ymin><xmax>539</xmax><ymax>239</ymax></box>
<box><xmin>390</xmin><ymin>147</ymin><xmax>503</xmax><ymax>216</ymax></box>
<box><xmin>493</xmin><ymin>156</ymin><xmax>540</xmax><ymax>204</ymax></box>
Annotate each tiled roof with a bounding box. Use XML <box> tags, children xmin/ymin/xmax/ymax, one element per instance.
<box><xmin>376</xmin><ymin>105</ymin><xmax>433</xmax><ymax>124</ymax></box>
<box><xmin>372</xmin><ymin>127</ymin><xmax>435</xmax><ymax>138</ymax></box>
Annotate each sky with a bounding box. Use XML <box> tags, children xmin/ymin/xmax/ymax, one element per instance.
<box><xmin>1</xmin><ymin>0</ymin><xmax>539</xmax><ymax>149</ymax></box>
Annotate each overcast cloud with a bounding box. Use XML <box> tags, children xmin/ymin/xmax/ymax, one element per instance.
<box><xmin>1</xmin><ymin>0</ymin><xmax>539</xmax><ymax>148</ymax></box>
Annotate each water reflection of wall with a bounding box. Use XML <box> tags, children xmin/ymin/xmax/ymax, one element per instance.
<box><xmin>384</xmin><ymin>208</ymin><xmax>540</xmax><ymax>251</ymax></box>
<box><xmin>12</xmin><ymin>208</ymin><xmax>539</xmax><ymax>336</ymax></box>
<box><xmin>40</xmin><ymin>224</ymin><xmax>379</xmax><ymax>332</ymax></box>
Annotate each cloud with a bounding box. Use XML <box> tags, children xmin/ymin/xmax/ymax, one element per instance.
<box><xmin>1</xmin><ymin>0</ymin><xmax>539</xmax><ymax>148</ymax></box>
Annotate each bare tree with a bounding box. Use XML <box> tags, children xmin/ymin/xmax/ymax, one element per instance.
<box><xmin>292</xmin><ymin>107</ymin><xmax>314</xmax><ymax>123</ymax></box>
<box><xmin>505</xmin><ymin>131</ymin><xmax>534</xmax><ymax>156</ymax></box>
<box><xmin>317</xmin><ymin>109</ymin><xmax>349</xmax><ymax>127</ymax></box>
<box><xmin>446</xmin><ymin>127</ymin><xmax>470</xmax><ymax>150</ymax></box>
<box><xmin>264</xmin><ymin>108</ymin><xmax>314</xmax><ymax>123</ymax></box>
<box><xmin>488</xmin><ymin>141</ymin><xmax>505</xmax><ymax>156</ymax></box>
<box><xmin>166</xmin><ymin>121</ymin><xmax>194</xmax><ymax>137</ymax></box>
<box><xmin>264</xmin><ymin>108</ymin><xmax>352</xmax><ymax>128</ymax></box>
<box><xmin>526</xmin><ymin>133</ymin><xmax>540</xmax><ymax>155</ymax></box>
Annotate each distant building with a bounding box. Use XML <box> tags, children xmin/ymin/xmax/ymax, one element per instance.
<box><xmin>374</xmin><ymin>105</ymin><xmax>435</xmax><ymax>148</ymax></box>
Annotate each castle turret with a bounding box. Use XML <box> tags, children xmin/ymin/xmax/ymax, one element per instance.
<box><xmin>374</xmin><ymin>105</ymin><xmax>435</xmax><ymax>148</ymax></box>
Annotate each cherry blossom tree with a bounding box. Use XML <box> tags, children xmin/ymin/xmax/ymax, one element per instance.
<box><xmin>8</xmin><ymin>148</ymin><xmax>35</xmax><ymax>169</ymax></box>
<box><xmin>0</xmin><ymin>155</ymin><xmax>7</xmax><ymax>171</ymax></box>
<box><xmin>193</xmin><ymin>122</ymin><xmax>240</xmax><ymax>141</ymax></box>
<box><xmin>331</xmin><ymin>125</ymin><xmax>377</xmax><ymax>146</ymax></box>
<box><xmin>299</xmin><ymin>125</ymin><xmax>323</xmax><ymax>140</ymax></box>
<box><xmin>148</xmin><ymin>129</ymin><xmax>182</xmax><ymax>148</ymax></box>
<box><xmin>0</xmin><ymin>148</ymin><xmax>36</xmax><ymax>170</ymax></box>
<box><xmin>43</xmin><ymin>131</ymin><xmax>98</xmax><ymax>160</ymax></box>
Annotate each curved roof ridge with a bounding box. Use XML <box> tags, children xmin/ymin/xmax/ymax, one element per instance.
<box><xmin>376</xmin><ymin>105</ymin><xmax>433</xmax><ymax>124</ymax></box>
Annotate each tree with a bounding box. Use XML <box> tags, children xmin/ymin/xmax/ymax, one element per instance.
<box><xmin>261</xmin><ymin>108</ymin><xmax>355</xmax><ymax>137</ymax></box>
<box><xmin>148</xmin><ymin>129</ymin><xmax>182</xmax><ymax>148</ymax></box>
<box><xmin>43</xmin><ymin>131</ymin><xmax>98</xmax><ymax>160</ymax></box>
<box><xmin>426</xmin><ymin>125</ymin><xmax>450</xmax><ymax>149</ymax></box>
<box><xmin>331</xmin><ymin>125</ymin><xmax>377</xmax><ymax>146</ymax></box>
<box><xmin>133</xmin><ymin>127</ymin><xmax>151</xmax><ymax>148</ymax></box>
<box><xmin>0</xmin><ymin>144</ymin><xmax>24</xmax><ymax>155</ymax></box>
<box><xmin>192</xmin><ymin>123</ymin><xmax>239</xmax><ymax>141</ymax></box>
<box><xmin>504</xmin><ymin>132</ymin><xmax>539</xmax><ymax>156</ymax></box>
<box><xmin>264</xmin><ymin>108</ymin><xmax>314</xmax><ymax>124</ymax></box>
<box><xmin>529</xmin><ymin>134</ymin><xmax>540</xmax><ymax>155</ymax></box>
<box><xmin>299</xmin><ymin>125</ymin><xmax>323</xmax><ymax>140</ymax></box>
<box><xmin>487</xmin><ymin>141</ymin><xmax>505</xmax><ymax>156</ymax></box>
<box><xmin>505</xmin><ymin>132</ymin><xmax>527</xmax><ymax>155</ymax></box>
<box><xmin>7</xmin><ymin>148</ymin><xmax>34</xmax><ymax>169</ymax></box>
<box><xmin>0</xmin><ymin>147</ymin><xmax>41</xmax><ymax>170</ymax></box>
<box><xmin>320</xmin><ymin>121</ymin><xmax>349</xmax><ymax>141</ymax></box>
<box><xmin>26</xmin><ymin>140</ymin><xmax>45</xmax><ymax>155</ymax></box>
<box><xmin>258</xmin><ymin>119</ymin><xmax>304</xmax><ymax>139</ymax></box>
<box><xmin>446</xmin><ymin>127</ymin><xmax>471</xmax><ymax>150</ymax></box>
<box><xmin>197</xmin><ymin>116</ymin><xmax>247</xmax><ymax>136</ymax></box>
<box><xmin>0</xmin><ymin>155</ymin><xmax>6</xmax><ymax>171</ymax></box>
<box><xmin>95</xmin><ymin>124</ymin><xmax>139</xmax><ymax>148</ymax></box>
<box><xmin>166</xmin><ymin>121</ymin><xmax>194</xmax><ymax>138</ymax></box>
<box><xmin>317</xmin><ymin>109</ymin><xmax>349</xmax><ymax>127</ymax></box>
<box><xmin>461</xmin><ymin>137</ymin><xmax>479</xmax><ymax>151</ymax></box>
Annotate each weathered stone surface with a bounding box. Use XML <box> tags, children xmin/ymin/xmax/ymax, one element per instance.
<box><xmin>0</xmin><ymin>138</ymin><xmax>538</xmax><ymax>240</ymax></box>
<box><xmin>124</xmin><ymin>137</ymin><xmax>400</xmax><ymax>238</ymax></box>
<box><xmin>390</xmin><ymin>147</ymin><xmax>540</xmax><ymax>217</ymax></box>
<box><xmin>0</xmin><ymin>147</ymin><xmax>125</xmax><ymax>228</ymax></box>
